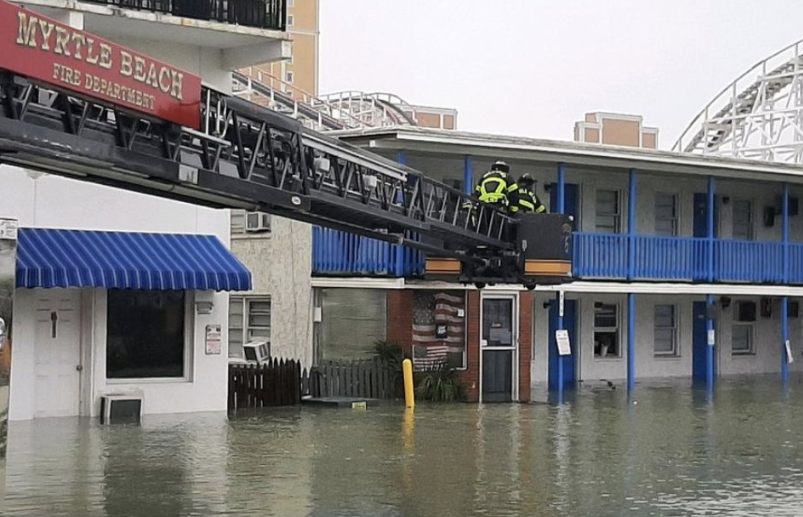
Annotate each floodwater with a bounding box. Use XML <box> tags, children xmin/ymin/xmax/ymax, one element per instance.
<box><xmin>5</xmin><ymin>378</ymin><xmax>803</xmax><ymax>517</ymax></box>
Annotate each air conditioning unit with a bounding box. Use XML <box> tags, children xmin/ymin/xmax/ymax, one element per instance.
<box><xmin>243</xmin><ymin>340</ymin><xmax>271</xmax><ymax>364</ymax></box>
<box><xmin>245</xmin><ymin>212</ymin><xmax>271</xmax><ymax>233</ymax></box>
<box><xmin>100</xmin><ymin>391</ymin><xmax>143</xmax><ymax>425</ymax></box>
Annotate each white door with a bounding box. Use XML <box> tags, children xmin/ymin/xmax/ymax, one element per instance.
<box><xmin>34</xmin><ymin>290</ymin><xmax>82</xmax><ymax>418</ymax></box>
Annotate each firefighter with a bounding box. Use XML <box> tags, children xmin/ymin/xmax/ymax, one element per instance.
<box><xmin>474</xmin><ymin>160</ymin><xmax>513</xmax><ymax>208</ymax></box>
<box><xmin>463</xmin><ymin>160</ymin><xmax>513</xmax><ymax>234</ymax></box>
<box><xmin>508</xmin><ymin>173</ymin><xmax>546</xmax><ymax>215</ymax></box>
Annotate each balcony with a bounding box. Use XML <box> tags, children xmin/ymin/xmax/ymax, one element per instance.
<box><xmin>573</xmin><ymin>233</ymin><xmax>793</xmax><ymax>284</ymax></box>
<box><xmin>313</xmin><ymin>228</ymin><xmax>424</xmax><ymax>278</ymax></box>
<box><xmin>82</xmin><ymin>0</ymin><xmax>286</xmax><ymax>30</ymax></box>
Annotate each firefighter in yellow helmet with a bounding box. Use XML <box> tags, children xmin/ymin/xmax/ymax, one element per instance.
<box><xmin>508</xmin><ymin>173</ymin><xmax>546</xmax><ymax>215</ymax></box>
<box><xmin>463</xmin><ymin>160</ymin><xmax>513</xmax><ymax>233</ymax></box>
<box><xmin>475</xmin><ymin>160</ymin><xmax>512</xmax><ymax>208</ymax></box>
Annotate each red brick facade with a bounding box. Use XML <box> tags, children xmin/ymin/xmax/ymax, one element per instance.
<box><xmin>388</xmin><ymin>289</ymin><xmax>532</xmax><ymax>403</ymax></box>
<box><xmin>518</xmin><ymin>291</ymin><xmax>533</xmax><ymax>403</ymax></box>
<box><xmin>386</xmin><ymin>290</ymin><xmax>413</xmax><ymax>355</ymax></box>
<box><xmin>462</xmin><ymin>290</ymin><xmax>481</xmax><ymax>401</ymax></box>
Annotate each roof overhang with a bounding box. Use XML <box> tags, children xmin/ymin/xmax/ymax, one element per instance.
<box><xmin>334</xmin><ymin>127</ymin><xmax>803</xmax><ymax>185</ymax></box>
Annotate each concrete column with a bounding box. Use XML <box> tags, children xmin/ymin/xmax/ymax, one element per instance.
<box><xmin>555</xmin><ymin>163</ymin><xmax>566</xmax><ymax>401</ymax></box>
<box><xmin>707</xmin><ymin>176</ymin><xmax>716</xmax><ymax>282</ymax></box>
<box><xmin>706</xmin><ymin>294</ymin><xmax>715</xmax><ymax>391</ymax></box>
<box><xmin>627</xmin><ymin>293</ymin><xmax>635</xmax><ymax>391</ymax></box>
<box><xmin>627</xmin><ymin>169</ymin><xmax>637</xmax><ymax>281</ymax></box>
<box><xmin>782</xmin><ymin>296</ymin><xmax>790</xmax><ymax>383</ymax></box>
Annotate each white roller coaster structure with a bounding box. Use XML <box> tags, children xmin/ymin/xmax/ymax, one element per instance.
<box><xmin>675</xmin><ymin>39</ymin><xmax>803</xmax><ymax>164</ymax></box>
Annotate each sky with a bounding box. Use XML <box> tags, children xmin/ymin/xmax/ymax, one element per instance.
<box><xmin>319</xmin><ymin>0</ymin><xmax>803</xmax><ymax>149</ymax></box>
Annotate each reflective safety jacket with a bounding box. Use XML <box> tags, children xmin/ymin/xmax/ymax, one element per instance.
<box><xmin>509</xmin><ymin>186</ymin><xmax>546</xmax><ymax>214</ymax></box>
<box><xmin>474</xmin><ymin>170</ymin><xmax>510</xmax><ymax>205</ymax></box>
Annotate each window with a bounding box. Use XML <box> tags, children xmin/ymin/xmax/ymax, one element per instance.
<box><xmin>412</xmin><ymin>291</ymin><xmax>467</xmax><ymax>369</ymax></box>
<box><xmin>655</xmin><ymin>193</ymin><xmax>678</xmax><ymax>236</ymax></box>
<box><xmin>594</xmin><ymin>303</ymin><xmax>619</xmax><ymax>357</ymax></box>
<box><xmin>596</xmin><ymin>190</ymin><xmax>620</xmax><ymax>233</ymax></box>
<box><xmin>287</xmin><ymin>14</ymin><xmax>294</xmax><ymax>26</ymax></box>
<box><xmin>732</xmin><ymin>200</ymin><xmax>753</xmax><ymax>240</ymax></box>
<box><xmin>654</xmin><ymin>304</ymin><xmax>678</xmax><ymax>355</ymax></box>
<box><xmin>231</xmin><ymin>210</ymin><xmax>245</xmax><ymax>234</ymax></box>
<box><xmin>107</xmin><ymin>290</ymin><xmax>187</xmax><ymax>379</ymax></box>
<box><xmin>285</xmin><ymin>71</ymin><xmax>294</xmax><ymax>84</ymax></box>
<box><xmin>732</xmin><ymin>300</ymin><xmax>755</xmax><ymax>355</ymax></box>
<box><xmin>732</xmin><ymin>325</ymin><xmax>753</xmax><ymax>354</ymax></box>
<box><xmin>229</xmin><ymin>297</ymin><xmax>271</xmax><ymax>359</ymax></box>
<box><xmin>318</xmin><ymin>289</ymin><xmax>387</xmax><ymax>362</ymax></box>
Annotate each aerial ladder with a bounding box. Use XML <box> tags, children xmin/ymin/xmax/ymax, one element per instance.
<box><xmin>0</xmin><ymin>12</ymin><xmax>573</xmax><ymax>288</ymax></box>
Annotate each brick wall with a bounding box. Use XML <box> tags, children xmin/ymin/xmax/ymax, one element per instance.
<box><xmin>518</xmin><ymin>291</ymin><xmax>533</xmax><ymax>402</ymax></box>
<box><xmin>386</xmin><ymin>290</ymin><xmax>413</xmax><ymax>354</ymax></box>
<box><xmin>460</xmin><ymin>290</ymin><xmax>481</xmax><ymax>402</ymax></box>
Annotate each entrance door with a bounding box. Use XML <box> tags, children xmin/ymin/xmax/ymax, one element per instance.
<box><xmin>481</xmin><ymin>295</ymin><xmax>518</xmax><ymax>402</ymax></box>
<box><xmin>692</xmin><ymin>301</ymin><xmax>715</xmax><ymax>382</ymax></box>
<box><xmin>548</xmin><ymin>299</ymin><xmax>577</xmax><ymax>390</ymax></box>
<box><xmin>693</xmin><ymin>193</ymin><xmax>718</xmax><ymax>238</ymax></box>
<box><xmin>34</xmin><ymin>290</ymin><xmax>82</xmax><ymax>418</ymax></box>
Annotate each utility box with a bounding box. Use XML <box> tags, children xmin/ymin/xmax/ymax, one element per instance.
<box><xmin>100</xmin><ymin>392</ymin><xmax>143</xmax><ymax>425</ymax></box>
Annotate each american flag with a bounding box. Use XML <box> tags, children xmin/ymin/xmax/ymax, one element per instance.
<box><xmin>412</xmin><ymin>291</ymin><xmax>465</xmax><ymax>369</ymax></box>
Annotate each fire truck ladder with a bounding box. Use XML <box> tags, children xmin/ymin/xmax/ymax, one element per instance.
<box><xmin>0</xmin><ymin>72</ymin><xmax>514</xmax><ymax>266</ymax></box>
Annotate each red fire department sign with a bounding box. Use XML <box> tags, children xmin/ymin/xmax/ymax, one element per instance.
<box><xmin>0</xmin><ymin>0</ymin><xmax>202</xmax><ymax>129</ymax></box>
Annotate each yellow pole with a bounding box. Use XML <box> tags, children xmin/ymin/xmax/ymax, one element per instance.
<box><xmin>402</xmin><ymin>358</ymin><xmax>415</xmax><ymax>409</ymax></box>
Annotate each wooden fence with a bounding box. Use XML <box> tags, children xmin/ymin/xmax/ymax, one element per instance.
<box><xmin>302</xmin><ymin>358</ymin><xmax>396</xmax><ymax>399</ymax></box>
<box><xmin>228</xmin><ymin>359</ymin><xmax>301</xmax><ymax>411</ymax></box>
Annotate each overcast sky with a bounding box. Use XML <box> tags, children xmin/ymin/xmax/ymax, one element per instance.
<box><xmin>319</xmin><ymin>0</ymin><xmax>803</xmax><ymax>148</ymax></box>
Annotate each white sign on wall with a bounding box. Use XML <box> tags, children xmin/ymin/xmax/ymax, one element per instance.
<box><xmin>205</xmin><ymin>324</ymin><xmax>222</xmax><ymax>355</ymax></box>
<box><xmin>707</xmin><ymin>329</ymin><xmax>715</xmax><ymax>346</ymax></box>
<box><xmin>556</xmin><ymin>329</ymin><xmax>571</xmax><ymax>356</ymax></box>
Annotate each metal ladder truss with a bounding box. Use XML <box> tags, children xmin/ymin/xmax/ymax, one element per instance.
<box><xmin>0</xmin><ymin>72</ymin><xmax>512</xmax><ymax>260</ymax></box>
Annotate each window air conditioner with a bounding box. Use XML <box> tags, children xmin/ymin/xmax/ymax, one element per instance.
<box><xmin>243</xmin><ymin>340</ymin><xmax>271</xmax><ymax>364</ymax></box>
<box><xmin>100</xmin><ymin>392</ymin><xmax>143</xmax><ymax>425</ymax></box>
<box><xmin>245</xmin><ymin>212</ymin><xmax>271</xmax><ymax>233</ymax></box>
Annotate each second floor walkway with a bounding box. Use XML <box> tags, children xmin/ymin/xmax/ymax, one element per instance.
<box><xmin>313</xmin><ymin>228</ymin><xmax>803</xmax><ymax>285</ymax></box>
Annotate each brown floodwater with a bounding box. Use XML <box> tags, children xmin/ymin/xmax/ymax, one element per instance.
<box><xmin>4</xmin><ymin>377</ymin><xmax>803</xmax><ymax>516</ymax></box>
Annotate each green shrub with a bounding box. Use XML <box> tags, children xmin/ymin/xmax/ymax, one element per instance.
<box><xmin>414</xmin><ymin>361</ymin><xmax>466</xmax><ymax>402</ymax></box>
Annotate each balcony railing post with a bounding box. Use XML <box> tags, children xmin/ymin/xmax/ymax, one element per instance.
<box><xmin>707</xmin><ymin>176</ymin><xmax>716</xmax><ymax>282</ymax></box>
<box><xmin>627</xmin><ymin>169</ymin><xmax>637</xmax><ymax>281</ymax></box>
<box><xmin>464</xmin><ymin>155</ymin><xmax>474</xmax><ymax>196</ymax></box>
<box><xmin>783</xmin><ymin>183</ymin><xmax>790</xmax><ymax>283</ymax></box>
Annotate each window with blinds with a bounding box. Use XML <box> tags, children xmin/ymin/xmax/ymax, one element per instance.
<box><xmin>318</xmin><ymin>288</ymin><xmax>387</xmax><ymax>363</ymax></box>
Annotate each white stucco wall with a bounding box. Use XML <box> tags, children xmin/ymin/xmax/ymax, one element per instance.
<box><xmin>230</xmin><ymin>218</ymin><xmax>313</xmax><ymax>367</ymax></box>
<box><xmin>529</xmin><ymin>292</ymin><xmax>803</xmax><ymax>387</ymax></box>
<box><xmin>107</xmin><ymin>35</ymin><xmax>232</xmax><ymax>93</ymax></box>
<box><xmin>1</xmin><ymin>167</ymin><xmax>235</xmax><ymax>421</ymax></box>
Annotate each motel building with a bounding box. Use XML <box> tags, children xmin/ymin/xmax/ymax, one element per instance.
<box><xmin>0</xmin><ymin>0</ymin><xmax>289</xmax><ymax>420</ymax></box>
<box><xmin>284</xmin><ymin>124</ymin><xmax>803</xmax><ymax>402</ymax></box>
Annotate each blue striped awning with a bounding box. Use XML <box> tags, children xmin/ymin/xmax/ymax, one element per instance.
<box><xmin>16</xmin><ymin>228</ymin><xmax>252</xmax><ymax>291</ymax></box>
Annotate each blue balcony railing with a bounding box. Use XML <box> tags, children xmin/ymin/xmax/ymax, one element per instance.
<box><xmin>312</xmin><ymin>227</ymin><xmax>424</xmax><ymax>277</ymax></box>
<box><xmin>574</xmin><ymin>232</ymin><xmax>792</xmax><ymax>284</ymax></box>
